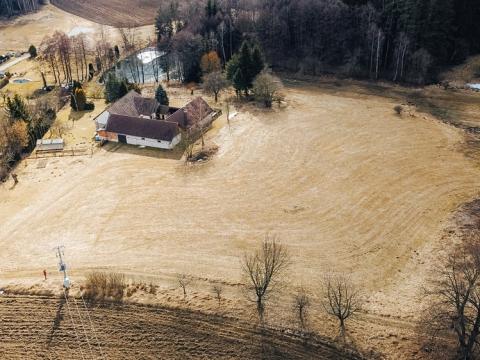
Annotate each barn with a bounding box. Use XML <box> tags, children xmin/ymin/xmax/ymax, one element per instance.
<box><xmin>97</xmin><ymin>115</ymin><xmax>181</xmax><ymax>149</ymax></box>
<box><xmin>95</xmin><ymin>91</ymin><xmax>219</xmax><ymax>150</ymax></box>
<box><xmin>95</xmin><ymin>91</ymin><xmax>181</xmax><ymax>150</ymax></box>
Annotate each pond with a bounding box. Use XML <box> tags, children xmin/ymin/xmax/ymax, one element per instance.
<box><xmin>12</xmin><ymin>78</ymin><xmax>31</xmax><ymax>84</ymax></box>
<box><xmin>106</xmin><ymin>47</ymin><xmax>167</xmax><ymax>84</ymax></box>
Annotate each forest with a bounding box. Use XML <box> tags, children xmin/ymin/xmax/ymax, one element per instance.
<box><xmin>0</xmin><ymin>0</ymin><xmax>42</xmax><ymax>17</ymax></box>
<box><xmin>2</xmin><ymin>0</ymin><xmax>479</xmax><ymax>85</ymax></box>
<box><xmin>155</xmin><ymin>0</ymin><xmax>480</xmax><ymax>84</ymax></box>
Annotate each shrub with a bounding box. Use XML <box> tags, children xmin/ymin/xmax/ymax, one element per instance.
<box><xmin>84</xmin><ymin>102</ymin><xmax>95</xmax><ymax>111</ymax></box>
<box><xmin>394</xmin><ymin>105</ymin><xmax>403</xmax><ymax>115</ymax></box>
<box><xmin>252</xmin><ymin>72</ymin><xmax>282</xmax><ymax>108</ymax></box>
<box><xmin>0</xmin><ymin>78</ymin><xmax>8</xmax><ymax>89</ymax></box>
<box><xmin>71</xmin><ymin>88</ymin><xmax>86</xmax><ymax>111</ymax></box>
<box><xmin>28</xmin><ymin>45</ymin><xmax>37</xmax><ymax>58</ymax></box>
<box><xmin>83</xmin><ymin>271</ymin><xmax>126</xmax><ymax>303</ymax></box>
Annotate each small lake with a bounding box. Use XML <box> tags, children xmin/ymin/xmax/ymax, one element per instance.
<box><xmin>12</xmin><ymin>78</ymin><xmax>31</xmax><ymax>84</ymax></box>
<box><xmin>106</xmin><ymin>48</ymin><xmax>167</xmax><ymax>84</ymax></box>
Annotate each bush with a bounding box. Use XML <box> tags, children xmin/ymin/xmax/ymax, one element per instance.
<box><xmin>394</xmin><ymin>105</ymin><xmax>403</xmax><ymax>115</ymax></box>
<box><xmin>83</xmin><ymin>271</ymin><xmax>126</xmax><ymax>303</ymax></box>
<box><xmin>84</xmin><ymin>102</ymin><xmax>95</xmax><ymax>111</ymax></box>
<box><xmin>28</xmin><ymin>45</ymin><xmax>37</xmax><ymax>58</ymax></box>
<box><xmin>0</xmin><ymin>78</ymin><xmax>8</xmax><ymax>89</ymax></box>
<box><xmin>70</xmin><ymin>88</ymin><xmax>86</xmax><ymax>111</ymax></box>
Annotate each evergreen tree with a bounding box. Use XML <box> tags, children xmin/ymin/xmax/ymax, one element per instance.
<box><xmin>250</xmin><ymin>45</ymin><xmax>265</xmax><ymax>80</ymax></box>
<box><xmin>6</xmin><ymin>94</ymin><xmax>29</xmax><ymax>121</ymax></box>
<box><xmin>28</xmin><ymin>45</ymin><xmax>37</xmax><ymax>58</ymax></box>
<box><xmin>114</xmin><ymin>45</ymin><xmax>120</xmax><ymax>60</ymax></box>
<box><xmin>155</xmin><ymin>84</ymin><xmax>169</xmax><ymax>105</ymax></box>
<box><xmin>71</xmin><ymin>88</ymin><xmax>87</xmax><ymax>111</ymax></box>
<box><xmin>226</xmin><ymin>41</ymin><xmax>265</xmax><ymax>96</ymax></box>
<box><xmin>118</xmin><ymin>81</ymin><xmax>129</xmax><ymax>99</ymax></box>
<box><xmin>105</xmin><ymin>74</ymin><xmax>121</xmax><ymax>103</ymax></box>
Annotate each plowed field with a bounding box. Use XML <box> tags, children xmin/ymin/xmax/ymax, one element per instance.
<box><xmin>51</xmin><ymin>0</ymin><xmax>158</xmax><ymax>27</ymax></box>
<box><xmin>0</xmin><ymin>295</ymin><xmax>358</xmax><ymax>359</ymax></box>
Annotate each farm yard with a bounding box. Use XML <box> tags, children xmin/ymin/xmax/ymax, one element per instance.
<box><xmin>1</xmin><ymin>79</ymin><xmax>480</xmax><ymax>358</ymax></box>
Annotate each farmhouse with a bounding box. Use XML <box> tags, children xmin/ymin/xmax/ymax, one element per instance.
<box><xmin>95</xmin><ymin>91</ymin><xmax>181</xmax><ymax>150</ymax></box>
<box><xmin>95</xmin><ymin>91</ymin><xmax>219</xmax><ymax>150</ymax></box>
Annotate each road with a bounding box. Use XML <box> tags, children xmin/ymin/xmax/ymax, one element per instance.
<box><xmin>0</xmin><ymin>53</ymin><xmax>30</xmax><ymax>73</ymax></box>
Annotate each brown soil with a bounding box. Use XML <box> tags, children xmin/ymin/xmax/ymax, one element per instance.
<box><xmin>0</xmin><ymin>294</ymin><xmax>360</xmax><ymax>359</ymax></box>
<box><xmin>50</xmin><ymin>0</ymin><xmax>158</xmax><ymax>27</ymax></box>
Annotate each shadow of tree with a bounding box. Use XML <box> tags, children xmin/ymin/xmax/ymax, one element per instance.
<box><xmin>46</xmin><ymin>296</ymin><xmax>65</xmax><ymax>348</ymax></box>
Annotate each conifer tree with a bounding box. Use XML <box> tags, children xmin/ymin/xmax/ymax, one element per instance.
<box><xmin>155</xmin><ymin>84</ymin><xmax>169</xmax><ymax>105</ymax></box>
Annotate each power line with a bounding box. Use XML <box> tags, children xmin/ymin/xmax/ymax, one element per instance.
<box><xmin>64</xmin><ymin>287</ymin><xmax>86</xmax><ymax>360</ymax></box>
<box><xmin>72</xmin><ymin>297</ymin><xmax>95</xmax><ymax>359</ymax></box>
<box><xmin>80</xmin><ymin>293</ymin><xmax>107</xmax><ymax>360</ymax></box>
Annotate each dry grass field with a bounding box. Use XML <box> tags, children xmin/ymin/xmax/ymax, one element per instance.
<box><xmin>1</xmin><ymin>79</ymin><xmax>480</xmax><ymax>358</ymax></box>
<box><xmin>50</xmin><ymin>0</ymin><xmax>159</xmax><ymax>27</ymax></box>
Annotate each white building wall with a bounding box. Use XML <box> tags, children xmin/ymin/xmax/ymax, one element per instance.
<box><xmin>125</xmin><ymin>133</ymin><xmax>181</xmax><ymax>149</ymax></box>
<box><xmin>95</xmin><ymin>111</ymin><xmax>110</xmax><ymax>130</ymax></box>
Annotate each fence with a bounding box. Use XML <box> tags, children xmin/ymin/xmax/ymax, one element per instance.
<box><xmin>34</xmin><ymin>147</ymin><xmax>93</xmax><ymax>159</ymax></box>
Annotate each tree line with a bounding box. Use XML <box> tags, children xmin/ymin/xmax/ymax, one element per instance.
<box><xmin>0</xmin><ymin>93</ymin><xmax>57</xmax><ymax>180</ymax></box>
<box><xmin>0</xmin><ymin>0</ymin><xmax>41</xmax><ymax>17</ymax></box>
<box><xmin>154</xmin><ymin>0</ymin><xmax>479</xmax><ymax>85</ymax></box>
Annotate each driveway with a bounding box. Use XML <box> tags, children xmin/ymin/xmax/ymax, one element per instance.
<box><xmin>0</xmin><ymin>53</ymin><xmax>30</xmax><ymax>72</ymax></box>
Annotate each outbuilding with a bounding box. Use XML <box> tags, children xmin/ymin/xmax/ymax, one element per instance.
<box><xmin>36</xmin><ymin>139</ymin><xmax>64</xmax><ymax>151</ymax></box>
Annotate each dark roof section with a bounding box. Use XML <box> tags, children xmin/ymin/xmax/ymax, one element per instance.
<box><xmin>167</xmin><ymin>97</ymin><xmax>214</xmax><ymax>128</ymax></box>
<box><xmin>167</xmin><ymin>109</ymin><xmax>187</xmax><ymax>128</ymax></box>
<box><xmin>105</xmin><ymin>114</ymin><xmax>179</xmax><ymax>141</ymax></box>
<box><xmin>183</xmin><ymin>97</ymin><xmax>214</xmax><ymax>127</ymax></box>
<box><xmin>108</xmin><ymin>90</ymin><xmax>160</xmax><ymax>117</ymax></box>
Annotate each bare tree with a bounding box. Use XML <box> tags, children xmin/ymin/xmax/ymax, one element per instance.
<box><xmin>202</xmin><ymin>71</ymin><xmax>229</xmax><ymax>102</ymax></box>
<box><xmin>212</xmin><ymin>284</ymin><xmax>223</xmax><ymax>306</ymax></box>
<box><xmin>322</xmin><ymin>274</ymin><xmax>361</xmax><ymax>336</ymax></box>
<box><xmin>242</xmin><ymin>234</ymin><xmax>289</xmax><ymax>322</ymax></box>
<box><xmin>293</xmin><ymin>287</ymin><xmax>310</xmax><ymax>331</ymax></box>
<box><xmin>252</xmin><ymin>72</ymin><xmax>283</xmax><ymax>108</ymax></box>
<box><xmin>425</xmin><ymin>237</ymin><xmax>480</xmax><ymax>360</ymax></box>
<box><xmin>177</xmin><ymin>273</ymin><xmax>192</xmax><ymax>300</ymax></box>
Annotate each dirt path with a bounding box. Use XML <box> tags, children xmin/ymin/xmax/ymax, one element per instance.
<box><xmin>0</xmin><ymin>54</ymin><xmax>30</xmax><ymax>72</ymax></box>
<box><xmin>0</xmin><ymin>295</ymin><xmax>359</xmax><ymax>360</ymax></box>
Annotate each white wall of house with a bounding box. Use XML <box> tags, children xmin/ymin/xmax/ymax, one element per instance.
<box><xmin>125</xmin><ymin>133</ymin><xmax>181</xmax><ymax>150</ymax></box>
<box><xmin>95</xmin><ymin>111</ymin><xmax>110</xmax><ymax>130</ymax></box>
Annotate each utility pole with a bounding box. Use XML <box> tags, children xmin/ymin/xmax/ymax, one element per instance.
<box><xmin>54</xmin><ymin>245</ymin><xmax>71</xmax><ymax>290</ymax></box>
